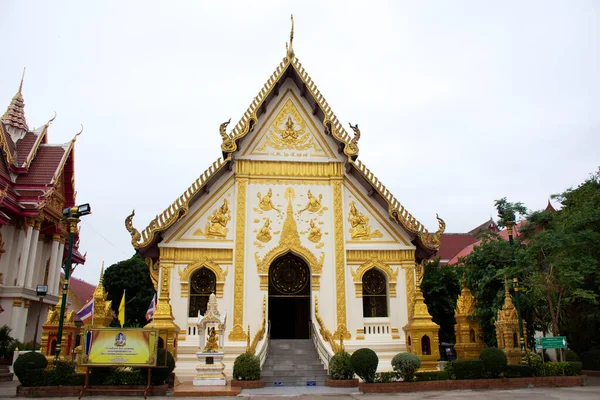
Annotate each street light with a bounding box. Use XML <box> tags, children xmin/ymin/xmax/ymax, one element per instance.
<box><xmin>32</xmin><ymin>284</ymin><xmax>48</xmax><ymax>351</ymax></box>
<box><xmin>505</xmin><ymin>219</ymin><xmax>527</xmax><ymax>365</ymax></box>
<box><xmin>54</xmin><ymin>204</ymin><xmax>91</xmax><ymax>362</ymax></box>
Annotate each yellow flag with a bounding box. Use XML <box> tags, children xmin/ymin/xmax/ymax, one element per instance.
<box><xmin>118</xmin><ymin>289</ymin><xmax>126</xmax><ymax>327</ymax></box>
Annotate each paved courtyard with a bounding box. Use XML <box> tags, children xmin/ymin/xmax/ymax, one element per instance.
<box><xmin>0</xmin><ymin>377</ymin><xmax>598</xmax><ymax>399</ymax></box>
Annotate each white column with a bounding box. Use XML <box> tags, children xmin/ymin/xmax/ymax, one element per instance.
<box><xmin>47</xmin><ymin>235</ymin><xmax>61</xmax><ymax>296</ymax></box>
<box><xmin>10</xmin><ymin>298</ymin><xmax>28</xmax><ymax>342</ymax></box>
<box><xmin>24</xmin><ymin>220</ymin><xmax>41</xmax><ymax>288</ymax></box>
<box><xmin>16</xmin><ymin>219</ymin><xmax>35</xmax><ymax>287</ymax></box>
<box><xmin>51</xmin><ymin>240</ymin><xmax>65</xmax><ymax>296</ymax></box>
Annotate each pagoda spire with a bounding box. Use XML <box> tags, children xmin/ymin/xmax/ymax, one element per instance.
<box><xmin>286</xmin><ymin>14</ymin><xmax>295</xmax><ymax>61</ymax></box>
<box><xmin>1</xmin><ymin>68</ymin><xmax>29</xmax><ymax>131</ymax></box>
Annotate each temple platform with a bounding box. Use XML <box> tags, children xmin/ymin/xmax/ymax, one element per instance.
<box><xmin>173</xmin><ymin>381</ymin><xmax>241</xmax><ymax>397</ymax></box>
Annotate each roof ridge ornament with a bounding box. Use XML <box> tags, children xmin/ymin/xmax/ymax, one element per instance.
<box><xmin>349</xmin><ymin>123</ymin><xmax>360</xmax><ymax>145</ymax></box>
<box><xmin>2</xmin><ymin>68</ymin><xmax>29</xmax><ymax>131</ymax></box>
<box><xmin>285</xmin><ymin>14</ymin><xmax>295</xmax><ymax>61</ymax></box>
<box><xmin>19</xmin><ymin>67</ymin><xmax>26</xmax><ymax>94</ymax></box>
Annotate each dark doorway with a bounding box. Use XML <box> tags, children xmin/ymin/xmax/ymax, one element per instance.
<box><xmin>268</xmin><ymin>253</ymin><xmax>311</xmax><ymax>339</ymax></box>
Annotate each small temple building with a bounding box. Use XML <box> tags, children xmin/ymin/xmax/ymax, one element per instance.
<box><xmin>0</xmin><ymin>73</ymin><xmax>86</xmax><ymax>344</ymax></box>
<box><xmin>126</xmin><ymin>19</ymin><xmax>444</xmax><ymax>379</ymax></box>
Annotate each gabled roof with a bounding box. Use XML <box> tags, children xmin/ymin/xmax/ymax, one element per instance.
<box><xmin>126</xmin><ymin>23</ymin><xmax>445</xmax><ymax>258</ymax></box>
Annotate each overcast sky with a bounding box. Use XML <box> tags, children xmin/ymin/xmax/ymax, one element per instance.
<box><xmin>1</xmin><ymin>1</ymin><xmax>598</xmax><ymax>285</ymax></box>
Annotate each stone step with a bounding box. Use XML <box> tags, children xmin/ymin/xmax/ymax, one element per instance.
<box><xmin>261</xmin><ymin>369</ymin><xmax>328</xmax><ymax>377</ymax></box>
<box><xmin>263</xmin><ymin>376</ymin><xmax>327</xmax><ymax>386</ymax></box>
<box><xmin>261</xmin><ymin>339</ymin><xmax>328</xmax><ymax>387</ymax></box>
<box><xmin>262</xmin><ymin>362</ymin><xmax>324</xmax><ymax>369</ymax></box>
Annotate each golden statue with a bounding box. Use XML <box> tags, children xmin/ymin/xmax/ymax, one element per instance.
<box><xmin>299</xmin><ymin>190</ymin><xmax>323</xmax><ymax>214</ymax></box>
<box><xmin>257</xmin><ymin>189</ymin><xmax>281</xmax><ymax>212</ymax></box>
<box><xmin>348</xmin><ymin>201</ymin><xmax>382</xmax><ymax>240</ymax></box>
<box><xmin>307</xmin><ymin>219</ymin><xmax>322</xmax><ymax>243</ymax></box>
<box><xmin>196</xmin><ymin>199</ymin><xmax>231</xmax><ymax>238</ymax></box>
<box><xmin>256</xmin><ymin>218</ymin><xmax>272</xmax><ymax>243</ymax></box>
<box><xmin>204</xmin><ymin>327</ymin><xmax>219</xmax><ymax>352</ymax></box>
<box><xmin>281</xmin><ymin>116</ymin><xmax>299</xmax><ymax>142</ymax></box>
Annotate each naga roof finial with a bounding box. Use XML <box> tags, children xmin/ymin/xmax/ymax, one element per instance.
<box><xmin>286</xmin><ymin>14</ymin><xmax>295</xmax><ymax>60</ymax></box>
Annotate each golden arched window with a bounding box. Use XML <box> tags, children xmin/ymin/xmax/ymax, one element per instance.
<box><xmin>188</xmin><ymin>268</ymin><xmax>216</xmax><ymax>317</ymax></box>
<box><xmin>362</xmin><ymin>268</ymin><xmax>388</xmax><ymax>318</ymax></box>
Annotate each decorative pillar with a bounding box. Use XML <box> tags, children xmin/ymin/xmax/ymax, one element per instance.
<box><xmin>228</xmin><ymin>178</ymin><xmax>248</xmax><ymax>341</ymax></box>
<box><xmin>495</xmin><ymin>284</ymin><xmax>526</xmax><ymax>365</ymax></box>
<box><xmin>454</xmin><ymin>285</ymin><xmax>486</xmax><ymax>359</ymax></box>
<box><xmin>402</xmin><ymin>262</ymin><xmax>440</xmax><ymax>371</ymax></box>
<box><xmin>10</xmin><ymin>298</ymin><xmax>28</xmax><ymax>341</ymax></box>
<box><xmin>16</xmin><ymin>218</ymin><xmax>35</xmax><ymax>286</ymax></box>
<box><xmin>46</xmin><ymin>235</ymin><xmax>61</xmax><ymax>295</ymax></box>
<box><xmin>332</xmin><ymin>180</ymin><xmax>349</xmax><ymax>339</ymax></box>
<box><xmin>24</xmin><ymin>220</ymin><xmax>42</xmax><ymax>288</ymax></box>
<box><xmin>145</xmin><ymin>263</ymin><xmax>179</xmax><ymax>356</ymax></box>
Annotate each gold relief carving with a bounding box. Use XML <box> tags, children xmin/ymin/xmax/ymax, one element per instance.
<box><xmin>229</xmin><ymin>179</ymin><xmax>248</xmax><ymax>342</ymax></box>
<box><xmin>256</xmin><ymin>189</ymin><xmax>281</xmax><ymax>213</ymax></box>
<box><xmin>160</xmin><ymin>263</ymin><xmax>173</xmax><ymax>296</ymax></box>
<box><xmin>456</xmin><ymin>286</ymin><xmax>475</xmax><ymax>316</ymax></box>
<box><xmin>24</xmin><ymin>299</ymin><xmax>31</xmax><ymax>308</ymax></box>
<box><xmin>236</xmin><ymin>159</ymin><xmax>343</xmax><ymax>178</ymax></box>
<box><xmin>346</xmin><ymin>250</ymin><xmax>415</xmax><ymax>264</ymax></box>
<box><xmin>332</xmin><ymin>181</ymin><xmax>349</xmax><ymax>338</ymax></box>
<box><xmin>159</xmin><ymin>248</ymin><xmax>233</xmax><ymax>263</ymax></box>
<box><xmin>307</xmin><ymin>219</ymin><xmax>322</xmax><ymax>243</ymax></box>
<box><xmin>125</xmin><ymin>210</ymin><xmax>142</xmax><ymax>247</ymax></box>
<box><xmin>178</xmin><ymin>258</ymin><xmax>227</xmax><ymax>298</ymax></box>
<box><xmin>256</xmin><ymin>99</ymin><xmax>322</xmax><ymax>153</ymax></box>
<box><xmin>145</xmin><ymin>258</ymin><xmax>160</xmax><ymax>291</ymax></box>
<box><xmin>351</xmin><ymin>260</ymin><xmax>398</xmax><ymax>298</ymax></box>
<box><xmin>255</xmin><ymin>187</ymin><xmax>323</xmax><ymax>291</ymax></box>
<box><xmin>256</xmin><ymin>218</ymin><xmax>272</xmax><ymax>243</ymax></box>
<box><xmin>299</xmin><ymin>190</ymin><xmax>326</xmax><ymax>215</ymax></box>
<box><xmin>13</xmin><ymin>298</ymin><xmax>22</xmax><ymax>307</ymax></box>
<box><xmin>246</xmin><ymin>296</ymin><xmax>267</xmax><ymax>355</ymax></box>
<box><xmin>406</xmin><ymin>266</ymin><xmax>415</xmax><ymax>318</ymax></box>
<box><xmin>314</xmin><ymin>296</ymin><xmax>344</xmax><ymax>353</ymax></box>
<box><xmin>194</xmin><ymin>199</ymin><xmax>231</xmax><ymax>238</ymax></box>
<box><xmin>348</xmin><ymin>201</ymin><xmax>382</xmax><ymax>240</ymax></box>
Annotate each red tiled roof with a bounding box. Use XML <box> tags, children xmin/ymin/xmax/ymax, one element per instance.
<box><xmin>15</xmin><ymin>131</ymin><xmax>38</xmax><ymax>167</ymax></box>
<box><xmin>16</xmin><ymin>145</ymin><xmax>65</xmax><ymax>185</ymax></box>
<box><xmin>468</xmin><ymin>218</ymin><xmax>498</xmax><ymax>235</ymax></box>
<box><xmin>437</xmin><ymin>234</ymin><xmax>479</xmax><ymax>262</ymax></box>
<box><xmin>69</xmin><ymin>275</ymin><xmax>95</xmax><ymax>306</ymax></box>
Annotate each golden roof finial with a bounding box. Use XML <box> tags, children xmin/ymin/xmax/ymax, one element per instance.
<box><xmin>286</xmin><ymin>14</ymin><xmax>295</xmax><ymax>60</ymax></box>
<box><xmin>99</xmin><ymin>261</ymin><xmax>105</xmax><ymax>285</ymax></box>
<box><xmin>2</xmin><ymin>68</ymin><xmax>29</xmax><ymax>131</ymax></box>
<box><xmin>19</xmin><ymin>67</ymin><xmax>26</xmax><ymax>94</ymax></box>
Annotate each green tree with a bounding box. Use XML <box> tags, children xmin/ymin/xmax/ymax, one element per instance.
<box><xmin>420</xmin><ymin>259</ymin><xmax>461</xmax><ymax>343</ymax></box>
<box><xmin>103</xmin><ymin>255</ymin><xmax>155</xmax><ymax>327</ymax></box>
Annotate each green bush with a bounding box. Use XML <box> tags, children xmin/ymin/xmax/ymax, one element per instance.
<box><xmin>580</xmin><ymin>349</ymin><xmax>600</xmax><ymax>370</ymax></box>
<box><xmin>46</xmin><ymin>361</ymin><xmax>77</xmax><ymax>386</ymax></box>
<box><xmin>105</xmin><ymin>369</ymin><xmax>147</xmax><ymax>386</ymax></box>
<box><xmin>391</xmin><ymin>352</ymin><xmax>421</xmax><ymax>382</ymax></box>
<box><xmin>479</xmin><ymin>347</ymin><xmax>507</xmax><ymax>378</ymax></box>
<box><xmin>13</xmin><ymin>352</ymin><xmax>48</xmax><ymax>386</ymax></box>
<box><xmin>374</xmin><ymin>372</ymin><xmax>399</xmax><ymax>383</ymax></box>
<box><xmin>414</xmin><ymin>371</ymin><xmax>449</xmax><ymax>381</ymax></box>
<box><xmin>328</xmin><ymin>352</ymin><xmax>354</xmax><ymax>380</ymax></box>
<box><xmin>451</xmin><ymin>359</ymin><xmax>486</xmax><ymax>380</ymax></box>
<box><xmin>89</xmin><ymin>367</ymin><xmax>113</xmax><ymax>385</ymax></box>
<box><xmin>541</xmin><ymin>361</ymin><xmax>580</xmax><ymax>376</ymax></box>
<box><xmin>232</xmin><ymin>353</ymin><xmax>260</xmax><ymax>381</ymax></box>
<box><xmin>566</xmin><ymin>349</ymin><xmax>579</xmax><ymax>361</ymax></box>
<box><xmin>0</xmin><ymin>325</ymin><xmax>14</xmax><ymax>360</ymax></box>
<box><xmin>350</xmin><ymin>348</ymin><xmax>379</xmax><ymax>383</ymax></box>
<box><xmin>503</xmin><ymin>365</ymin><xmax>533</xmax><ymax>378</ymax></box>
<box><xmin>444</xmin><ymin>361</ymin><xmax>456</xmax><ymax>380</ymax></box>
<box><xmin>524</xmin><ymin>352</ymin><xmax>543</xmax><ymax>376</ymax></box>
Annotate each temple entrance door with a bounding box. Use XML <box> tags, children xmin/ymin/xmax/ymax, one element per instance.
<box><xmin>268</xmin><ymin>253</ymin><xmax>311</xmax><ymax>339</ymax></box>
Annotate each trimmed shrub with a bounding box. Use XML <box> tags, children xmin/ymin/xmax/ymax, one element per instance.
<box><xmin>328</xmin><ymin>351</ymin><xmax>354</xmax><ymax>380</ymax></box>
<box><xmin>444</xmin><ymin>360</ymin><xmax>456</xmax><ymax>380</ymax></box>
<box><xmin>479</xmin><ymin>347</ymin><xmax>507</xmax><ymax>378</ymax></box>
<box><xmin>524</xmin><ymin>352</ymin><xmax>543</xmax><ymax>376</ymax></box>
<box><xmin>105</xmin><ymin>369</ymin><xmax>147</xmax><ymax>386</ymax></box>
<box><xmin>503</xmin><ymin>365</ymin><xmax>533</xmax><ymax>378</ymax></box>
<box><xmin>232</xmin><ymin>353</ymin><xmax>260</xmax><ymax>381</ymax></box>
<box><xmin>89</xmin><ymin>367</ymin><xmax>113</xmax><ymax>385</ymax></box>
<box><xmin>542</xmin><ymin>361</ymin><xmax>580</xmax><ymax>376</ymax></box>
<box><xmin>566</xmin><ymin>349</ymin><xmax>579</xmax><ymax>361</ymax></box>
<box><xmin>568</xmin><ymin>361</ymin><xmax>583</xmax><ymax>376</ymax></box>
<box><xmin>13</xmin><ymin>351</ymin><xmax>48</xmax><ymax>386</ymax></box>
<box><xmin>391</xmin><ymin>352</ymin><xmax>421</xmax><ymax>382</ymax></box>
<box><xmin>374</xmin><ymin>371</ymin><xmax>399</xmax><ymax>383</ymax></box>
<box><xmin>414</xmin><ymin>371</ymin><xmax>449</xmax><ymax>381</ymax></box>
<box><xmin>46</xmin><ymin>361</ymin><xmax>77</xmax><ymax>386</ymax></box>
<box><xmin>580</xmin><ymin>349</ymin><xmax>600</xmax><ymax>370</ymax></box>
<box><xmin>451</xmin><ymin>359</ymin><xmax>486</xmax><ymax>380</ymax></box>
<box><xmin>350</xmin><ymin>348</ymin><xmax>378</xmax><ymax>383</ymax></box>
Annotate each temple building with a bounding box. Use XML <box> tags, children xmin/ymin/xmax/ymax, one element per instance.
<box><xmin>0</xmin><ymin>73</ymin><xmax>86</xmax><ymax>343</ymax></box>
<box><xmin>126</xmin><ymin>21</ymin><xmax>444</xmax><ymax>379</ymax></box>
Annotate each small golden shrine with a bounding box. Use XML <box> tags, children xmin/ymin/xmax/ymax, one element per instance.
<box><xmin>495</xmin><ymin>283</ymin><xmax>526</xmax><ymax>365</ymax></box>
<box><xmin>403</xmin><ymin>263</ymin><xmax>440</xmax><ymax>371</ymax></box>
<box><xmin>40</xmin><ymin>297</ymin><xmax>77</xmax><ymax>362</ymax></box>
<box><xmin>454</xmin><ymin>285</ymin><xmax>486</xmax><ymax>359</ymax></box>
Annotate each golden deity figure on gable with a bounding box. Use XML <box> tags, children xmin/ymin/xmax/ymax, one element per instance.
<box><xmin>257</xmin><ymin>189</ymin><xmax>281</xmax><ymax>213</ymax></box>
<box><xmin>195</xmin><ymin>199</ymin><xmax>231</xmax><ymax>238</ymax></box>
<box><xmin>256</xmin><ymin>218</ymin><xmax>273</xmax><ymax>243</ymax></box>
<box><xmin>299</xmin><ymin>190</ymin><xmax>324</xmax><ymax>214</ymax></box>
<box><xmin>307</xmin><ymin>219</ymin><xmax>322</xmax><ymax>243</ymax></box>
<box><xmin>348</xmin><ymin>201</ymin><xmax>382</xmax><ymax>240</ymax></box>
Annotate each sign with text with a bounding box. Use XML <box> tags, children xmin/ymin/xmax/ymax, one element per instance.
<box><xmin>82</xmin><ymin>328</ymin><xmax>158</xmax><ymax>367</ymax></box>
<box><xmin>535</xmin><ymin>336</ymin><xmax>567</xmax><ymax>349</ymax></box>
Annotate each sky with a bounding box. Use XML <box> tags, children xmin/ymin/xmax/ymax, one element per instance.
<box><xmin>1</xmin><ymin>1</ymin><xmax>598</xmax><ymax>285</ymax></box>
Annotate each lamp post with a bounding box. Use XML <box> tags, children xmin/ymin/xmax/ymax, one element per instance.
<box><xmin>505</xmin><ymin>220</ymin><xmax>527</xmax><ymax>364</ymax></box>
<box><xmin>54</xmin><ymin>204</ymin><xmax>91</xmax><ymax>362</ymax></box>
<box><xmin>32</xmin><ymin>284</ymin><xmax>48</xmax><ymax>351</ymax></box>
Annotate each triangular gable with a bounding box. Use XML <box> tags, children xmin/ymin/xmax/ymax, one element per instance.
<box><xmin>240</xmin><ymin>88</ymin><xmax>340</xmax><ymax>162</ymax></box>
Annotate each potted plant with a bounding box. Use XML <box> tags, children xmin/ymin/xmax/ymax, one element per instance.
<box><xmin>231</xmin><ymin>353</ymin><xmax>264</xmax><ymax>388</ymax></box>
<box><xmin>326</xmin><ymin>351</ymin><xmax>357</xmax><ymax>387</ymax></box>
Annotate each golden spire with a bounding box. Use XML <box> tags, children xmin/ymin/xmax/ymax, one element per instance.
<box><xmin>279</xmin><ymin>187</ymin><xmax>301</xmax><ymax>247</ymax></box>
<box><xmin>2</xmin><ymin>68</ymin><xmax>29</xmax><ymax>131</ymax></box>
<box><xmin>286</xmin><ymin>14</ymin><xmax>295</xmax><ymax>60</ymax></box>
<box><xmin>94</xmin><ymin>261</ymin><xmax>107</xmax><ymax>299</ymax></box>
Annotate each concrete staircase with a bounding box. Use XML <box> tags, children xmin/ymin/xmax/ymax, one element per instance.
<box><xmin>0</xmin><ymin>365</ymin><xmax>13</xmax><ymax>382</ymax></box>
<box><xmin>261</xmin><ymin>339</ymin><xmax>328</xmax><ymax>386</ymax></box>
